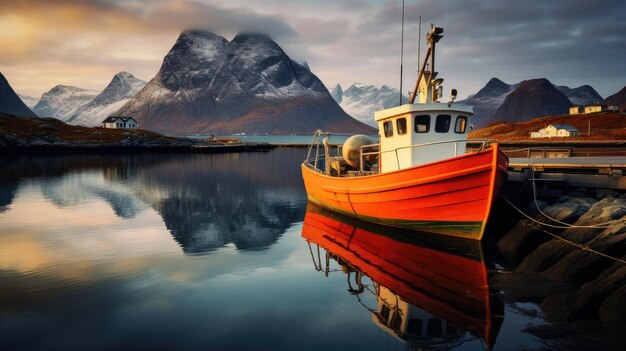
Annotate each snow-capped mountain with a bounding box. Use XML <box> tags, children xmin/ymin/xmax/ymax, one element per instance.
<box><xmin>67</xmin><ymin>72</ymin><xmax>146</xmax><ymax>126</ymax></box>
<box><xmin>331</xmin><ymin>83</ymin><xmax>406</xmax><ymax>127</ymax></box>
<box><xmin>330</xmin><ymin>84</ymin><xmax>343</xmax><ymax>104</ymax></box>
<box><xmin>33</xmin><ymin>85</ymin><xmax>100</xmax><ymax>121</ymax></box>
<box><xmin>0</xmin><ymin>72</ymin><xmax>37</xmax><ymax>117</ymax></box>
<box><xmin>463</xmin><ymin>78</ymin><xmax>604</xmax><ymax>128</ymax></box>
<box><xmin>116</xmin><ymin>30</ymin><xmax>374</xmax><ymax>135</ymax></box>
<box><xmin>17</xmin><ymin>94</ymin><xmax>39</xmax><ymax>109</ymax></box>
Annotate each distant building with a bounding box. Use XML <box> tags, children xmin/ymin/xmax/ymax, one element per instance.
<box><xmin>569</xmin><ymin>104</ymin><xmax>619</xmax><ymax>115</ymax></box>
<box><xmin>531</xmin><ymin>124</ymin><xmax>580</xmax><ymax>138</ymax></box>
<box><xmin>101</xmin><ymin>116</ymin><xmax>138</xmax><ymax>129</ymax></box>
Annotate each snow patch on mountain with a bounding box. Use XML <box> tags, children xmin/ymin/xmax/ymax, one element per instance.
<box><xmin>68</xmin><ymin>72</ymin><xmax>146</xmax><ymax>126</ymax></box>
<box><xmin>114</xmin><ymin>30</ymin><xmax>372</xmax><ymax>135</ymax></box>
<box><xmin>17</xmin><ymin>94</ymin><xmax>39</xmax><ymax>109</ymax></box>
<box><xmin>33</xmin><ymin>85</ymin><xmax>100</xmax><ymax>121</ymax></box>
<box><xmin>331</xmin><ymin>83</ymin><xmax>406</xmax><ymax>127</ymax></box>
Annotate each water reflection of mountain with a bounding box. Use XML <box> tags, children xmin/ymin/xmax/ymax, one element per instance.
<box><xmin>0</xmin><ymin>150</ymin><xmax>308</xmax><ymax>252</ymax></box>
<box><xmin>116</xmin><ymin>151</ymin><xmax>308</xmax><ymax>253</ymax></box>
<box><xmin>301</xmin><ymin>203</ymin><xmax>503</xmax><ymax>350</ymax></box>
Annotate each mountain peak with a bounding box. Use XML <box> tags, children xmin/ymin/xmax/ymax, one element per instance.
<box><xmin>114</xmin><ymin>71</ymin><xmax>135</xmax><ymax>80</ymax></box>
<box><xmin>116</xmin><ymin>30</ymin><xmax>374</xmax><ymax>134</ymax></box>
<box><xmin>232</xmin><ymin>32</ymin><xmax>275</xmax><ymax>44</ymax></box>
<box><xmin>67</xmin><ymin>72</ymin><xmax>146</xmax><ymax>126</ymax></box>
<box><xmin>492</xmin><ymin>77</ymin><xmax>571</xmax><ymax>123</ymax></box>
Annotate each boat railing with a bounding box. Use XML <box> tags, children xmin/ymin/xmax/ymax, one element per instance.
<box><xmin>358</xmin><ymin>139</ymin><xmax>496</xmax><ymax>174</ymax></box>
<box><xmin>305</xmin><ymin>131</ymin><xmax>495</xmax><ymax>176</ymax></box>
<box><xmin>304</xmin><ymin>130</ymin><xmax>350</xmax><ymax>175</ymax></box>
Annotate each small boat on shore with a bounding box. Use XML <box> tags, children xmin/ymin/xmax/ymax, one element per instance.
<box><xmin>301</xmin><ymin>25</ymin><xmax>508</xmax><ymax>240</ymax></box>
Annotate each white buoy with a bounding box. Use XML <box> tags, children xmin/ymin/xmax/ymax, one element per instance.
<box><xmin>342</xmin><ymin>135</ymin><xmax>374</xmax><ymax>168</ymax></box>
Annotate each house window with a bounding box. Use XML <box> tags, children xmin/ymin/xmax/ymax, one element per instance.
<box><xmin>383</xmin><ymin>121</ymin><xmax>393</xmax><ymax>137</ymax></box>
<box><xmin>454</xmin><ymin>116</ymin><xmax>467</xmax><ymax>134</ymax></box>
<box><xmin>414</xmin><ymin>115</ymin><xmax>430</xmax><ymax>133</ymax></box>
<box><xmin>435</xmin><ymin>115</ymin><xmax>451</xmax><ymax>133</ymax></box>
<box><xmin>396</xmin><ymin>118</ymin><xmax>407</xmax><ymax>135</ymax></box>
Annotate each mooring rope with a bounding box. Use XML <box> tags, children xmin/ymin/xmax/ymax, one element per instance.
<box><xmin>502</xmin><ymin>195</ymin><xmax>626</xmax><ymax>266</ymax></box>
<box><xmin>529</xmin><ymin>163</ymin><xmax>626</xmax><ymax>228</ymax></box>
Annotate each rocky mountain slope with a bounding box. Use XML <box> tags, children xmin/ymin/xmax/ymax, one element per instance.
<box><xmin>116</xmin><ymin>31</ymin><xmax>374</xmax><ymax>135</ymax></box>
<box><xmin>67</xmin><ymin>72</ymin><xmax>146</xmax><ymax>126</ymax></box>
<box><xmin>0</xmin><ymin>73</ymin><xmax>37</xmax><ymax>117</ymax></box>
<box><xmin>605</xmin><ymin>86</ymin><xmax>626</xmax><ymax>111</ymax></box>
<box><xmin>464</xmin><ymin>78</ymin><xmax>604</xmax><ymax>128</ymax></box>
<box><xmin>461</xmin><ymin>78</ymin><xmax>519</xmax><ymax>128</ymax></box>
<box><xmin>491</xmin><ymin>78</ymin><xmax>572</xmax><ymax>124</ymax></box>
<box><xmin>555</xmin><ymin>85</ymin><xmax>604</xmax><ymax>106</ymax></box>
<box><xmin>33</xmin><ymin>85</ymin><xmax>100</xmax><ymax>121</ymax></box>
<box><xmin>330</xmin><ymin>83</ymin><xmax>406</xmax><ymax>127</ymax></box>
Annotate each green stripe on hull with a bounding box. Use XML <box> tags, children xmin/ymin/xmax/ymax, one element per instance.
<box><xmin>307</xmin><ymin>194</ymin><xmax>484</xmax><ymax>240</ymax></box>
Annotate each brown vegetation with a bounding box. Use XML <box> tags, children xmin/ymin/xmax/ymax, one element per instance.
<box><xmin>0</xmin><ymin>113</ymin><xmax>178</xmax><ymax>144</ymax></box>
<box><xmin>470</xmin><ymin>111</ymin><xmax>626</xmax><ymax>141</ymax></box>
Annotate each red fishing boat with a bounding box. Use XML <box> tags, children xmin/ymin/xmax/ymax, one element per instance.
<box><xmin>301</xmin><ymin>25</ymin><xmax>508</xmax><ymax>240</ymax></box>
<box><xmin>302</xmin><ymin>203</ymin><xmax>503</xmax><ymax>349</ymax></box>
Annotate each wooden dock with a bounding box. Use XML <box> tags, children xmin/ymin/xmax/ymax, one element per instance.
<box><xmin>507</xmin><ymin>156</ymin><xmax>626</xmax><ymax>190</ymax></box>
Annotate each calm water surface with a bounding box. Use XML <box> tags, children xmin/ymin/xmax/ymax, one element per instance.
<box><xmin>0</xmin><ymin>150</ymin><xmax>545</xmax><ymax>350</ymax></box>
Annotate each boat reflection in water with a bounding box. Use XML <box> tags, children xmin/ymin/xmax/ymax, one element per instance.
<box><xmin>301</xmin><ymin>203</ymin><xmax>503</xmax><ymax>350</ymax></box>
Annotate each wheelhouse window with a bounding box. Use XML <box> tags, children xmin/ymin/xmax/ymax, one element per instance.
<box><xmin>414</xmin><ymin>115</ymin><xmax>430</xmax><ymax>133</ymax></box>
<box><xmin>427</xmin><ymin>318</ymin><xmax>443</xmax><ymax>337</ymax></box>
<box><xmin>396</xmin><ymin>118</ymin><xmax>407</xmax><ymax>135</ymax></box>
<box><xmin>407</xmin><ymin>319</ymin><xmax>424</xmax><ymax>336</ymax></box>
<box><xmin>454</xmin><ymin>116</ymin><xmax>467</xmax><ymax>134</ymax></box>
<box><xmin>435</xmin><ymin>114</ymin><xmax>451</xmax><ymax>133</ymax></box>
<box><xmin>383</xmin><ymin>121</ymin><xmax>393</xmax><ymax>137</ymax></box>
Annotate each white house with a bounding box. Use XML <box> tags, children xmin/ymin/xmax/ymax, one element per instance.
<box><xmin>101</xmin><ymin>116</ymin><xmax>138</xmax><ymax>129</ymax></box>
<box><xmin>531</xmin><ymin>124</ymin><xmax>580</xmax><ymax>138</ymax></box>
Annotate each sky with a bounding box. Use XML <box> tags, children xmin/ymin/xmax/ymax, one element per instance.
<box><xmin>1</xmin><ymin>0</ymin><xmax>625</xmax><ymax>100</ymax></box>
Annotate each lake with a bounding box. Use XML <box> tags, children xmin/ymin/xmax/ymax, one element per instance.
<box><xmin>0</xmin><ymin>150</ymin><xmax>550</xmax><ymax>350</ymax></box>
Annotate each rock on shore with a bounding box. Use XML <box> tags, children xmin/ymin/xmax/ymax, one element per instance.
<box><xmin>494</xmin><ymin>191</ymin><xmax>626</xmax><ymax>347</ymax></box>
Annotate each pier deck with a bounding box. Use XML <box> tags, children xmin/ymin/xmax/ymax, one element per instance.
<box><xmin>507</xmin><ymin>156</ymin><xmax>626</xmax><ymax>190</ymax></box>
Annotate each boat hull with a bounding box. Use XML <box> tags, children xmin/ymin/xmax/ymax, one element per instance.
<box><xmin>301</xmin><ymin>144</ymin><xmax>508</xmax><ymax>240</ymax></box>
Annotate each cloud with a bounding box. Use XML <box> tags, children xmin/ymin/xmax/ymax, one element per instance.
<box><xmin>0</xmin><ymin>0</ymin><xmax>297</xmax><ymax>96</ymax></box>
<box><xmin>1</xmin><ymin>0</ymin><xmax>624</xmax><ymax>99</ymax></box>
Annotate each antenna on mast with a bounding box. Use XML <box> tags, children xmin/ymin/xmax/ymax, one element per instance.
<box><xmin>399</xmin><ymin>0</ymin><xmax>405</xmax><ymax>106</ymax></box>
<box><xmin>417</xmin><ymin>16</ymin><xmax>421</xmax><ymax>100</ymax></box>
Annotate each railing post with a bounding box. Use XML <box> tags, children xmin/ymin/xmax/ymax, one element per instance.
<box><xmin>360</xmin><ymin>147</ymin><xmax>364</xmax><ymax>173</ymax></box>
<box><xmin>395</xmin><ymin>149</ymin><xmax>400</xmax><ymax>170</ymax></box>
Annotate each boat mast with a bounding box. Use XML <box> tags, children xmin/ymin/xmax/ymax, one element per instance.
<box><xmin>399</xmin><ymin>0</ymin><xmax>405</xmax><ymax>106</ymax></box>
<box><xmin>408</xmin><ymin>25</ymin><xmax>443</xmax><ymax>104</ymax></box>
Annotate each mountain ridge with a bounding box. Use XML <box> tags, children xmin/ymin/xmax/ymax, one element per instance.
<box><xmin>33</xmin><ymin>85</ymin><xmax>100</xmax><ymax>121</ymax></box>
<box><xmin>331</xmin><ymin>83</ymin><xmax>406</xmax><ymax>127</ymax></box>
<box><xmin>116</xmin><ymin>30</ymin><xmax>374</xmax><ymax>134</ymax></box>
<box><xmin>67</xmin><ymin>72</ymin><xmax>146</xmax><ymax>126</ymax></box>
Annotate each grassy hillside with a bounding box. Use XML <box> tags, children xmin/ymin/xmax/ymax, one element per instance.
<box><xmin>470</xmin><ymin>111</ymin><xmax>626</xmax><ymax>141</ymax></box>
<box><xmin>0</xmin><ymin>113</ymin><xmax>196</xmax><ymax>150</ymax></box>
